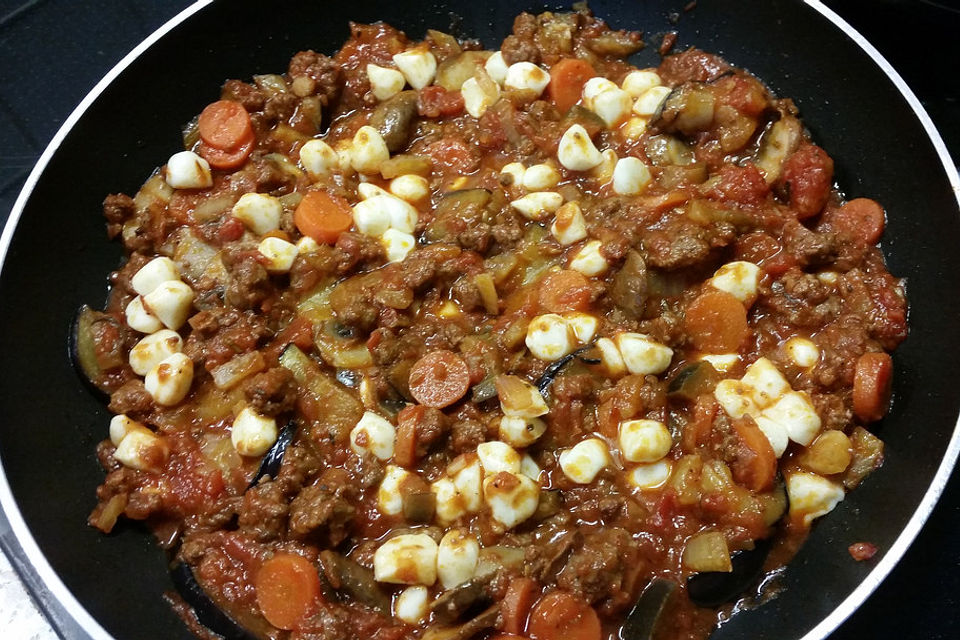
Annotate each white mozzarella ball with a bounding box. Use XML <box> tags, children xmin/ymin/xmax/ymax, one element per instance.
<box><xmin>299</xmin><ymin>139</ymin><xmax>339</xmax><ymax>179</ymax></box>
<box><xmin>378</xmin><ymin>465</ymin><xmax>413</xmax><ymax>516</ymax></box>
<box><xmin>550</xmin><ymin>202</ymin><xmax>588</xmax><ymax>246</ymax></box>
<box><xmin>621</xmin><ymin>70</ymin><xmax>662</xmax><ymax>98</ymax></box>
<box><xmin>612</xmin><ymin>157</ymin><xmax>652</xmax><ymax>195</ymax></box>
<box><xmin>230</xmin><ymin>406</ymin><xmax>278</xmax><ymax>457</ymax></box>
<box><xmin>620</xmin><ymin>116</ymin><xmax>649</xmax><ymax>141</ymax></box>
<box><xmin>476</xmin><ymin>441</ymin><xmax>521</xmax><ymax>474</ymax></box>
<box><xmin>357</xmin><ymin>182</ymin><xmax>392</xmax><ymax>200</ymax></box>
<box><xmin>559</xmin><ymin>438</ymin><xmax>610</xmax><ymax>484</ymax></box>
<box><xmin>389</xmin><ymin>174</ymin><xmax>430</xmax><ymax>203</ymax></box>
<box><xmin>525</xmin><ymin>313</ymin><xmax>576</xmax><ymax>361</ymax></box>
<box><xmin>484</xmin><ymin>51</ymin><xmax>509</xmax><ymax>85</ymax></box>
<box><xmin>392</xmin><ymin>49</ymin><xmax>437</xmax><ymax>90</ymax></box>
<box><xmin>232</xmin><ymin>192</ymin><xmax>283</xmax><ymax>235</ymax></box>
<box><xmin>296</xmin><ymin>235</ymin><xmax>321</xmax><ymax>254</ymax></box>
<box><xmin>437</xmin><ymin>529</ymin><xmax>480</xmax><ymax>589</ymax></box>
<box><xmin>113</xmin><ymin>428</ymin><xmax>169</xmax><ymax>472</ymax></box>
<box><xmin>522</xmin><ymin>163</ymin><xmax>561</xmax><ymax>191</ymax></box>
<box><xmin>699</xmin><ymin>353</ymin><xmax>741</xmax><ymax>373</ymax></box>
<box><xmin>352</xmin><ymin>197</ymin><xmax>393</xmax><ymax>236</ymax></box>
<box><xmin>144</xmin><ymin>352</ymin><xmax>194</xmax><ymax>406</ymax></box>
<box><xmin>754</xmin><ymin>415</ymin><xmax>789</xmax><ymax>458</ymax></box>
<box><xmin>504</xmin><ymin>62</ymin><xmax>550</xmax><ymax>96</ymax></box>
<box><xmin>710</xmin><ymin>261</ymin><xmax>761</xmax><ymax>305</ymax></box>
<box><xmin>619</xmin><ymin>419</ymin><xmax>673</xmax><ymax>463</ymax></box>
<box><xmin>786</xmin><ymin>471</ymin><xmax>845</xmax><ymax>526</ymax></box>
<box><xmin>432</xmin><ymin>478</ymin><xmax>467</xmax><ymax>525</ymax></box>
<box><xmin>125</xmin><ymin>296</ymin><xmax>163</xmax><ymax>334</ymax></box>
<box><xmin>785</xmin><ymin>337</ymin><xmax>820</xmax><ymax>368</ymax></box>
<box><xmin>374</xmin><ymin>534</ymin><xmax>438</xmax><ymax>585</ymax></box>
<box><xmin>817</xmin><ymin>271</ymin><xmax>840</xmax><ymax>285</ymax></box>
<box><xmin>461</xmin><ymin>76</ymin><xmax>500</xmax><ymax>118</ymax></box>
<box><xmin>615</xmin><ymin>332</ymin><xmax>673</xmax><ymax>375</ymax></box>
<box><xmin>497</xmin><ymin>415</ymin><xmax>539</xmax><ymax>448</ymax></box>
<box><xmin>379</xmin><ymin>194</ymin><xmax>420</xmax><ymax>233</ymax></box>
<box><xmin>520</xmin><ymin>454</ymin><xmax>542</xmax><ymax>481</ymax></box>
<box><xmin>258</xmin><ymin>236</ymin><xmax>300</xmax><ymax>274</ymax></box>
<box><xmin>590</xmin><ymin>148</ymin><xmax>618</xmax><ymax>182</ymax></box>
<box><xmin>595</xmin><ymin>337</ymin><xmax>627</xmax><ymax>377</ymax></box>
<box><xmin>483</xmin><ymin>471</ymin><xmax>540</xmax><ymax>529</ymax></box>
<box><xmin>131</xmin><ymin>257</ymin><xmax>180</xmax><ymax>296</ymax></box>
<box><xmin>381</xmin><ymin>228</ymin><xmax>417</xmax><ymax>263</ymax></box>
<box><xmin>500</xmin><ymin>162</ymin><xmax>527</xmax><ymax>187</ymax></box>
<box><xmin>350</xmin><ymin>126</ymin><xmax>390</xmax><ymax>174</ymax></box>
<box><xmin>569</xmin><ymin>240</ymin><xmax>610</xmax><ymax>277</ymax></box>
<box><xmin>129</xmin><ymin>329</ymin><xmax>183</xmax><ymax>376</ymax></box>
<box><xmin>713</xmin><ymin>379</ymin><xmax>760</xmax><ymax>419</ymax></box>
<box><xmin>591</xmin><ymin>86</ymin><xmax>633</xmax><ymax>127</ymax></box>
<box><xmin>627</xmin><ymin>459</ymin><xmax>673</xmax><ymax>490</ymax></box>
<box><xmin>564</xmin><ymin>312</ymin><xmax>598</xmax><ymax>345</ymax></box>
<box><xmin>451</xmin><ymin>455</ymin><xmax>484</xmax><ymax>513</ymax></box>
<box><xmin>632</xmin><ymin>85</ymin><xmax>672</xmax><ymax>116</ymax></box>
<box><xmin>165</xmin><ymin>150</ymin><xmax>212</xmax><ymax>189</ymax></box>
<box><xmin>557</xmin><ymin>124</ymin><xmax>603</xmax><ymax>171</ymax></box>
<box><xmin>335</xmin><ymin>139</ymin><xmax>355</xmax><ymax>174</ymax></box>
<box><xmin>142</xmin><ymin>280</ymin><xmax>194</xmax><ymax>330</ymax></box>
<box><xmin>350</xmin><ymin>411</ymin><xmax>396</xmax><ymax>461</ymax></box>
<box><xmin>741</xmin><ymin>357</ymin><xmax>790</xmax><ymax>407</ymax></box>
<box><xmin>761</xmin><ymin>391</ymin><xmax>822</xmax><ymax>446</ymax></box>
<box><xmin>510</xmin><ymin>191</ymin><xmax>564</xmax><ymax>221</ymax></box>
<box><xmin>367</xmin><ymin>63</ymin><xmax>406</xmax><ymax>100</ymax></box>
<box><xmin>394</xmin><ymin>586</ymin><xmax>430</xmax><ymax>624</ymax></box>
<box><xmin>109</xmin><ymin>414</ymin><xmax>146</xmax><ymax>447</ymax></box>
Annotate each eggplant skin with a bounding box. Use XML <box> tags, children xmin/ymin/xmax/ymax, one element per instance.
<box><xmin>246</xmin><ymin>421</ymin><xmax>296</xmax><ymax>490</ymax></box>
<box><xmin>69</xmin><ymin>305</ymin><xmax>110</xmax><ymax>400</ymax></box>
<box><xmin>170</xmin><ymin>562</ymin><xmax>257</xmax><ymax>640</ymax></box>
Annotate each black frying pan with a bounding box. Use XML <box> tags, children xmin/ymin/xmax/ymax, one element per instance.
<box><xmin>2</xmin><ymin>1</ymin><xmax>959</xmax><ymax>639</ymax></box>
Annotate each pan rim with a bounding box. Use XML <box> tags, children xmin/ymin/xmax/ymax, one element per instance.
<box><xmin>0</xmin><ymin>1</ymin><xmax>958</xmax><ymax>639</ymax></box>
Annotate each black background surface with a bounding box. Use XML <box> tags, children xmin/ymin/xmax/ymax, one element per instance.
<box><xmin>0</xmin><ymin>0</ymin><xmax>958</xmax><ymax>638</ymax></box>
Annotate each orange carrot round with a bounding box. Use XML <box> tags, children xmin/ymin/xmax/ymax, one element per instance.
<box><xmin>255</xmin><ymin>553</ymin><xmax>321</xmax><ymax>630</ymax></box>
<box><xmin>294</xmin><ymin>191</ymin><xmax>354</xmax><ymax>244</ymax></box>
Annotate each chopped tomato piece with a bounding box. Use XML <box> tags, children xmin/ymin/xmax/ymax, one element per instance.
<box><xmin>853</xmin><ymin>352</ymin><xmax>893</xmax><ymax>422</ymax></box>
<box><xmin>538</xmin><ymin>270</ymin><xmax>593</xmax><ymax>313</ymax></box>
<box><xmin>780</xmin><ymin>144</ymin><xmax>834</xmax><ymax>219</ymax></box>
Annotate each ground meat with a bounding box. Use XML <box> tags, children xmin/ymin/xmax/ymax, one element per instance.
<box><xmin>262</xmin><ymin>92</ymin><xmax>299</xmax><ymax>125</ymax></box>
<box><xmin>244</xmin><ymin>367</ymin><xmax>297</xmax><ymax>416</ymax></box>
<box><xmin>555</xmin><ymin>528</ymin><xmax>638</xmax><ymax>609</ymax></box>
<box><xmin>658</xmin><ymin>48</ymin><xmax>732</xmax><ymax>84</ymax></box>
<box><xmin>782</xmin><ymin>219</ymin><xmax>836</xmax><ymax>267</ymax></box>
<box><xmin>108</xmin><ymin>379</ymin><xmax>153</xmax><ymax>415</ymax></box>
<box><xmin>221</xmin><ymin>79</ymin><xmax>266</xmax><ymax>111</ymax></box>
<box><xmin>501</xmin><ymin>13</ymin><xmax>542</xmax><ymax>64</ymax></box>
<box><xmin>449</xmin><ymin>418</ymin><xmax>486</xmax><ymax>454</ymax></box>
<box><xmin>238</xmin><ymin>481</ymin><xmax>288</xmax><ymax>541</ymax></box>
<box><xmin>288</xmin><ymin>50</ymin><xmax>342</xmax><ymax>106</ymax></box>
<box><xmin>103</xmin><ymin>193</ymin><xmax>135</xmax><ymax>239</ymax></box>
<box><xmin>641</xmin><ymin>219</ymin><xmax>714</xmax><ymax>269</ymax></box>
<box><xmin>288</xmin><ymin>481</ymin><xmax>355</xmax><ymax>547</ymax></box>
<box><xmin>762</xmin><ymin>268</ymin><xmax>840</xmax><ymax>328</ymax></box>
<box><xmin>224</xmin><ymin>253</ymin><xmax>273</xmax><ymax>310</ymax></box>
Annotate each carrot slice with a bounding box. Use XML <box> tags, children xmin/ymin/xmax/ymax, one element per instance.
<box><xmin>548</xmin><ymin>59</ymin><xmax>596</xmax><ymax>114</ymax></box>
<box><xmin>853</xmin><ymin>352</ymin><xmax>893</xmax><ymax>422</ymax></box>
<box><xmin>394</xmin><ymin>405</ymin><xmax>425</xmax><ymax>467</ymax></box>
<box><xmin>828</xmin><ymin>198</ymin><xmax>886</xmax><ymax>245</ymax></box>
<box><xmin>408</xmin><ymin>350</ymin><xmax>470</xmax><ymax>409</ymax></box>
<box><xmin>255</xmin><ymin>553</ymin><xmax>321</xmax><ymax>630</ymax></box>
<box><xmin>198</xmin><ymin>134</ymin><xmax>254</xmax><ymax>170</ymax></box>
<box><xmin>490</xmin><ymin>636</ymin><xmax>531</xmax><ymax>640</ymax></box>
<box><xmin>502</xmin><ymin>577</ymin><xmax>539</xmax><ymax>635</ymax></box>
<box><xmin>198</xmin><ymin>100</ymin><xmax>254</xmax><ymax>150</ymax></box>
<box><xmin>730</xmin><ymin>415</ymin><xmax>777</xmax><ymax>492</ymax></box>
<box><xmin>684</xmin><ymin>289</ymin><xmax>749</xmax><ymax>352</ymax></box>
<box><xmin>528</xmin><ymin>590</ymin><xmax>601</xmax><ymax>640</ymax></box>
<box><xmin>538</xmin><ymin>270</ymin><xmax>593</xmax><ymax>314</ymax></box>
<box><xmin>294</xmin><ymin>191</ymin><xmax>354</xmax><ymax>244</ymax></box>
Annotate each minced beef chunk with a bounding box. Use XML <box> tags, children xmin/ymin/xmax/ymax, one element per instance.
<box><xmin>244</xmin><ymin>367</ymin><xmax>297</xmax><ymax>416</ymax></box>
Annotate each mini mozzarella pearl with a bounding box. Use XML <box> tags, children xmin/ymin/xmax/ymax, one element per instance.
<box><xmin>582</xmin><ymin>77</ymin><xmax>618</xmax><ymax>102</ymax></box>
<box><xmin>510</xmin><ymin>191</ymin><xmax>564</xmax><ymax>221</ymax></box>
<box><xmin>619</xmin><ymin>419</ymin><xmax>672</xmax><ymax>463</ymax></box>
<box><xmin>432</xmin><ymin>478</ymin><xmax>466</xmax><ymax>525</ymax></box>
<box><xmin>754</xmin><ymin>415</ymin><xmax>789</xmax><ymax>458</ymax></box>
<box><xmin>483</xmin><ymin>471</ymin><xmax>540</xmax><ymax>529</ymax></box>
<box><xmin>785</xmin><ymin>337</ymin><xmax>820</xmax><ymax>368</ymax></box>
<box><xmin>381</xmin><ymin>228</ymin><xmax>417</xmax><ymax>263</ymax></box>
<box><xmin>357</xmin><ymin>182</ymin><xmax>392</xmax><ymax>200</ymax></box>
<box><xmin>299</xmin><ymin>139</ymin><xmax>339</xmax><ymax>179</ymax></box>
<box><xmin>394</xmin><ymin>586</ymin><xmax>430</xmax><ymax>624</ymax></box>
<box><xmin>500</xmin><ymin>162</ymin><xmax>527</xmax><ymax>187</ymax></box>
<box><xmin>392</xmin><ymin>49</ymin><xmax>437</xmax><ymax>90</ymax></box>
<box><xmin>569</xmin><ymin>240</ymin><xmax>610</xmax><ymax>277</ymax></box>
<box><xmin>633</xmin><ymin>85</ymin><xmax>672</xmax><ymax>116</ymax></box>
<box><xmin>620</xmin><ymin>116</ymin><xmax>649</xmax><ymax>141</ymax></box>
<box><xmin>374</xmin><ymin>534</ymin><xmax>438</xmax><ymax>585</ymax></box>
<box><xmin>451</xmin><ymin>455</ymin><xmax>484</xmax><ymax>513</ymax></box>
<box><xmin>595</xmin><ymin>337</ymin><xmax>627</xmax><ymax>377</ymax></box>
<box><xmin>125</xmin><ymin>296</ymin><xmax>163</xmax><ymax>334</ymax></box>
<box><xmin>713</xmin><ymin>379</ymin><xmax>760</xmax><ymax>419</ymax></box>
<box><xmin>350</xmin><ymin>126</ymin><xmax>390</xmax><ymax>174</ymax></box>
<box><xmin>232</xmin><ymin>192</ymin><xmax>282</xmax><ymax>235</ymax></box>
<box><xmin>612</xmin><ymin>157</ymin><xmax>652</xmax><ymax>195</ymax></box>
<box><xmin>710</xmin><ymin>261</ymin><xmax>761</xmax><ymax>305</ymax></box>
<box><xmin>335</xmin><ymin>139</ymin><xmax>354</xmax><ymax>174</ymax></box>
<box><xmin>485</xmin><ymin>51</ymin><xmax>509</xmax><ymax>85</ymax></box>
<box><xmin>590</xmin><ymin>148</ymin><xmax>618</xmax><ymax>182</ymax></box>
<box><xmin>352</xmin><ymin>197</ymin><xmax>393</xmax><ymax>236</ymax></box>
<box><xmin>700</xmin><ymin>353</ymin><xmax>741</xmax><ymax>372</ymax></box>
<box><xmin>129</xmin><ymin>329</ymin><xmax>183</xmax><ymax>376</ymax></box>
<box><xmin>131</xmin><ymin>257</ymin><xmax>180</xmax><ymax>296</ymax></box>
<box><xmin>378</xmin><ymin>464</ymin><xmax>412</xmax><ymax>516</ymax></box>
<box><xmin>550</xmin><ymin>201</ymin><xmax>588</xmax><ymax>246</ymax></box>
<box><xmin>144</xmin><ymin>352</ymin><xmax>194</xmax><ymax>406</ymax></box>
<box><xmin>350</xmin><ymin>411</ymin><xmax>396</xmax><ymax>461</ymax></box>
<box><xmin>786</xmin><ymin>471</ymin><xmax>845</xmax><ymax>526</ymax></box>
<box><xmin>367</xmin><ymin>63</ymin><xmax>406</xmax><ymax>100</ymax></box>
<box><xmin>564</xmin><ymin>312</ymin><xmax>598</xmax><ymax>344</ymax></box>
<box><xmin>389</xmin><ymin>174</ymin><xmax>430</xmax><ymax>203</ymax></box>
<box><xmin>142</xmin><ymin>280</ymin><xmax>194</xmax><ymax>331</ymax></box>
<box><xmin>627</xmin><ymin>459</ymin><xmax>672</xmax><ymax>490</ymax></box>
<box><xmin>520</xmin><ymin>454</ymin><xmax>541</xmax><ymax>481</ymax></box>
<box><xmin>559</xmin><ymin>438</ymin><xmax>610</xmax><ymax>484</ymax></box>
<box><xmin>499</xmin><ymin>416</ymin><xmax>547</xmax><ymax>448</ymax></box>
<box><xmin>522</xmin><ymin>163</ymin><xmax>561</xmax><ymax>191</ymax></box>
<box><xmin>230</xmin><ymin>407</ymin><xmax>278</xmax><ymax>457</ymax></box>
<box><xmin>437</xmin><ymin>529</ymin><xmax>480</xmax><ymax>589</ymax></box>
<box><xmin>615</xmin><ymin>332</ymin><xmax>673</xmax><ymax>375</ymax></box>
<box><xmin>109</xmin><ymin>414</ymin><xmax>146</xmax><ymax>447</ymax></box>
<box><xmin>113</xmin><ymin>428</ymin><xmax>168</xmax><ymax>472</ymax></box>
<box><xmin>741</xmin><ymin>357</ymin><xmax>791</xmax><ymax>407</ymax></box>
<box><xmin>165</xmin><ymin>150</ymin><xmax>212</xmax><ymax>189</ymax></box>
<box><xmin>817</xmin><ymin>271</ymin><xmax>840</xmax><ymax>285</ymax></box>
<box><xmin>504</xmin><ymin>62</ymin><xmax>550</xmax><ymax>96</ymax></box>
<box><xmin>367</xmin><ymin>193</ymin><xmax>420</xmax><ymax>233</ymax></box>
<box><xmin>461</xmin><ymin>76</ymin><xmax>500</xmax><ymax>118</ymax></box>
<box><xmin>476</xmin><ymin>441</ymin><xmax>522</xmax><ymax>474</ymax></box>
<box><xmin>296</xmin><ymin>235</ymin><xmax>321</xmax><ymax>254</ymax></box>
<box><xmin>525</xmin><ymin>313</ymin><xmax>576</xmax><ymax>361</ymax></box>
<box><xmin>621</xmin><ymin>70</ymin><xmax>662</xmax><ymax>98</ymax></box>
<box><xmin>557</xmin><ymin>124</ymin><xmax>603</xmax><ymax>171</ymax></box>
<box><xmin>761</xmin><ymin>391</ymin><xmax>822</xmax><ymax>446</ymax></box>
<box><xmin>591</xmin><ymin>86</ymin><xmax>633</xmax><ymax>127</ymax></box>
<box><xmin>258</xmin><ymin>236</ymin><xmax>299</xmax><ymax>274</ymax></box>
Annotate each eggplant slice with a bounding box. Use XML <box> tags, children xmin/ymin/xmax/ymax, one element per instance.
<box><xmin>686</xmin><ymin>538</ymin><xmax>774</xmax><ymax>608</ymax></box>
<box><xmin>169</xmin><ymin>562</ymin><xmax>257</xmax><ymax>640</ymax></box>
<box><xmin>622</xmin><ymin>577</ymin><xmax>678</xmax><ymax>640</ymax></box>
<box><xmin>246</xmin><ymin>420</ymin><xmax>296</xmax><ymax>490</ymax></box>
